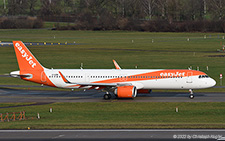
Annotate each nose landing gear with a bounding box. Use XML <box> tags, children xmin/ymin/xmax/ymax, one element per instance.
<box><xmin>189</xmin><ymin>89</ymin><xmax>194</xmax><ymax>99</ymax></box>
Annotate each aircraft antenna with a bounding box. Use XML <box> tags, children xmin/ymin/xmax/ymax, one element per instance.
<box><xmin>80</xmin><ymin>63</ymin><xmax>83</xmax><ymax>69</ymax></box>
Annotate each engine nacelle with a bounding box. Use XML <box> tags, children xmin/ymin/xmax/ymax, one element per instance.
<box><xmin>137</xmin><ymin>89</ymin><xmax>152</xmax><ymax>94</ymax></box>
<box><xmin>114</xmin><ymin>86</ymin><xmax>137</xmax><ymax>98</ymax></box>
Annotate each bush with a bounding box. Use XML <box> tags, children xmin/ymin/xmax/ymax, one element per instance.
<box><xmin>43</xmin><ymin>14</ymin><xmax>225</xmax><ymax>32</ymax></box>
<box><xmin>140</xmin><ymin>20</ymin><xmax>225</xmax><ymax>32</ymax></box>
<box><xmin>0</xmin><ymin>16</ymin><xmax>43</xmax><ymax>29</ymax></box>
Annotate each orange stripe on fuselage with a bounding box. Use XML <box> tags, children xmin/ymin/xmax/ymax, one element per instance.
<box><xmin>92</xmin><ymin>69</ymin><xmax>205</xmax><ymax>84</ymax></box>
<box><xmin>21</xmin><ymin>71</ymin><xmax>56</xmax><ymax>87</ymax></box>
<box><xmin>62</xmin><ymin>69</ymin><xmax>205</xmax><ymax>88</ymax></box>
<box><xmin>44</xmin><ymin>72</ymin><xmax>56</xmax><ymax>87</ymax></box>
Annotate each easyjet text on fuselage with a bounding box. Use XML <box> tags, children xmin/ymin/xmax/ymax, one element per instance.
<box><xmin>160</xmin><ymin>72</ymin><xmax>185</xmax><ymax>77</ymax></box>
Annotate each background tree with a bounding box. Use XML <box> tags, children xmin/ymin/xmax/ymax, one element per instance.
<box><xmin>141</xmin><ymin>0</ymin><xmax>156</xmax><ymax>20</ymax></box>
<box><xmin>208</xmin><ymin>0</ymin><xmax>225</xmax><ymax>20</ymax></box>
<box><xmin>40</xmin><ymin>0</ymin><xmax>62</xmax><ymax>16</ymax></box>
<box><xmin>8</xmin><ymin>0</ymin><xmax>29</xmax><ymax>15</ymax></box>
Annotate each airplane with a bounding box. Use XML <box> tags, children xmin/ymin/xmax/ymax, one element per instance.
<box><xmin>10</xmin><ymin>41</ymin><xmax>216</xmax><ymax>100</ymax></box>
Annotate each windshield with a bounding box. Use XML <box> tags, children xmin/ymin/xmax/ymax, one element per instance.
<box><xmin>198</xmin><ymin>75</ymin><xmax>209</xmax><ymax>78</ymax></box>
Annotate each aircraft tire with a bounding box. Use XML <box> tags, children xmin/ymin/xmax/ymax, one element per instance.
<box><xmin>104</xmin><ymin>94</ymin><xmax>111</xmax><ymax>100</ymax></box>
<box><xmin>189</xmin><ymin>94</ymin><xmax>194</xmax><ymax>99</ymax></box>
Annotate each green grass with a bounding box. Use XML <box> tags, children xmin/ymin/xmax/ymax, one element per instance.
<box><xmin>43</xmin><ymin>22</ymin><xmax>76</xmax><ymax>29</ymax></box>
<box><xmin>0</xmin><ymin>29</ymin><xmax>225</xmax><ymax>88</ymax></box>
<box><xmin>1</xmin><ymin>30</ymin><xmax>225</xmax><ymax>129</ymax></box>
<box><xmin>1</xmin><ymin>102</ymin><xmax>225</xmax><ymax>129</ymax></box>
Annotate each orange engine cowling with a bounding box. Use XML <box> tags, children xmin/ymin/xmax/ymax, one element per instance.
<box><xmin>114</xmin><ymin>86</ymin><xmax>137</xmax><ymax>98</ymax></box>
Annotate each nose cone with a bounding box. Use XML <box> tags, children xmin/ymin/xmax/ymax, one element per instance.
<box><xmin>209</xmin><ymin>78</ymin><xmax>216</xmax><ymax>87</ymax></box>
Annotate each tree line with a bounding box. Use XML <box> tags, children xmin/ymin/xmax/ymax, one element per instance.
<box><xmin>0</xmin><ymin>0</ymin><xmax>225</xmax><ymax>32</ymax></box>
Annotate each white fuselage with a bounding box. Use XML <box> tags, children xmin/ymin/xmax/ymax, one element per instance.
<box><xmin>44</xmin><ymin>69</ymin><xmax>216</xmax><ymax>90</ymax></box>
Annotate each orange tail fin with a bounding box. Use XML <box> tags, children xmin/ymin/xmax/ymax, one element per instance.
<box><xmin>13</xmin><ymin>41</ymin><xmax>44</xmax><ymax>71</ymax></box>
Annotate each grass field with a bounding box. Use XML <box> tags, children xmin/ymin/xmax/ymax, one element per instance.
<box><xmin>0</xmin><ymin>29</ymin><xmax>225</xmax><ymax>87</ymax></box>
<box><xmin>1</xmin><ymin>102</ymin><xmax>225</xmax><ymax>129</ymax></box>
<box><xmin>1</xmin><ymin>29</ymin><xmax>225</xmax><ymax>129</ymax></box>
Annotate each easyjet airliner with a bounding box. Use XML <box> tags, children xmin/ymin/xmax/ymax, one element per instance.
<box><xmin>10</xmin><ymin>41</ymin><xmax>216</xmax><ymax>99</ymax></box>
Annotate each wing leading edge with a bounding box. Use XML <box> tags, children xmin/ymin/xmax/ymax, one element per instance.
<box><xmin>58</xmin><ymin>71</ymin><xmax>131</xmax><ymax>88</ymax></box>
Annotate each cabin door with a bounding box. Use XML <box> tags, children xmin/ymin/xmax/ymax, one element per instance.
<box><xmin>186</xmin><ymin>72</ymin><xmax>193</xmax><ymax>83</ymax></box>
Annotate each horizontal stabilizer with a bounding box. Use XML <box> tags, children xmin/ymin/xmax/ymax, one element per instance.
<box><xmin>10</xmin><ymin>71</ymin><xmax>32</xmax><ymax>78</ymax></box>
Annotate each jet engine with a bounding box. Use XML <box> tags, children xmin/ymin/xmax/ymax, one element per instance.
<box><xmin>114</xmin><ymin>86</ymin><xmax>137</xmax><ymax>98</ymax></box>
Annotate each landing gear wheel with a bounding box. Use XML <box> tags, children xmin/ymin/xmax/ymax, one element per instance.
<box><xmin>104</xmin><ymin>94</ymin><xmax>111</xmax><ymax>100</ymax></box>
<box><xmin>189</xmin><ymin>94</ymin><xmax>194</xmax><ymax>99</ymax></box>
<box><xmin>188</xmin><ymin>89</ymin><xmax>194</xmax><ymax>99</ymax></box>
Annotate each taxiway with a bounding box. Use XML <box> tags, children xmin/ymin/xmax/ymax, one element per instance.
<box><xmin>0</xmin><ymin>85</ymin><xmax>225</xmax><ymax>103</ymax></box>
<box><xmin>0</xmin><ymin>129</ymin><xmax>224</xmax><ymax>140</ymax></box>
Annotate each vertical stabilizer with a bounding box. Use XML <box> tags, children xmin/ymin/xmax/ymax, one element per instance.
<box><xmin>12</xmin><ymin>41</ymin><xmax>54</xmax><ymax>86</ymax></box>
<box><xmin>13</xmin><ymin>41</ymin><xmax>44</xmax><ymax>71</ymax></box>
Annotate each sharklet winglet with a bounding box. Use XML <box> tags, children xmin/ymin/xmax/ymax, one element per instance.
<box><xmin>59</xmin><ymin>71</ymin><xmax>71</xmax><ymax>83</ymax></box>
<box><xmin>113</xmin><ymin>60</ymin><xmax>121</xmax><ymax>70</ymax></box>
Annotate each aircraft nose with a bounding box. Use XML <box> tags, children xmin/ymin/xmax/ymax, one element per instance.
<box><xmin>209</xmin><ymin>78</ymin><xmax>216</xmax><ymax>87</ymax></box>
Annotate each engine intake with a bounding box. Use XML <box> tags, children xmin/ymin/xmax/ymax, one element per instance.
<box><xmin>114</xmin><ymin>86</ymin><xmax>137</xmax><ymax>98</ymax></box>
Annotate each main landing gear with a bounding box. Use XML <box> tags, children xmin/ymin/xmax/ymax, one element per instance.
<box><xmin>103</xmin><ymin>92</ymin><xmax>112</xmax><ymax>100</ymax></box>
<box><xmin>189</xmin><ymin>89</ymin><xmax>194</xmax><ymax>99</ymax></box>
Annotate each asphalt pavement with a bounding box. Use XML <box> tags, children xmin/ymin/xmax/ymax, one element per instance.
<box><xmin>0</xmin><ymin>85</ymin><xmax>225</xmax><ymax>103</ymax></box>
<box><xmin>0</xmin><ymin>129</ymin><xmax>225</xmax><ymax>140</ymax></box>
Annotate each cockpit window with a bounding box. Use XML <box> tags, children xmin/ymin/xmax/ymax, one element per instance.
<box><xmin>198</xmin><ymin>75</ymin><xmax>209</xmax><ymax>78</ymax></box>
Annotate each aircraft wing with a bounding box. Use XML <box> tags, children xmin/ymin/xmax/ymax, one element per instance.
<box><xmin>76</xmin><ymin>82</ymin><xmax>118</xmax><ymax>87</ymax></box>
<box><xmin>58</xmin><ymin>71</ymin><xmax>131</xmax><ymax>88</ymax></box>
